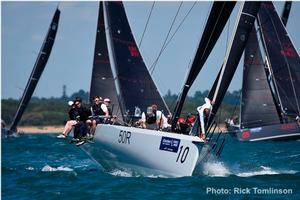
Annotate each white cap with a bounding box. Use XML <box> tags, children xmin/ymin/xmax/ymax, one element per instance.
<box><xmin>68</xmin><ymin>101</ymin><xmax>74</xmax><ymax>106</ymax></box>
<box><xmin>104</xmin><ymin>98</ymin><xmax>111</xmax><ymax>102</ymax></box>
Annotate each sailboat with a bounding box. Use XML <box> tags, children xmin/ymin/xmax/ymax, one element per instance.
<box><xmin>80</xmin><ymin>1</ymin><xmax>251</xmax><ymax>177</ymax></box>
<box><xmin>217</xmin><ymin>2</ymin><xmax>300</xmax><ymax>141</ymax></box>
<box><xmin>7</xmin><ymin>8</ymin><xmax>60</xmax><ymax>134</ymax></box>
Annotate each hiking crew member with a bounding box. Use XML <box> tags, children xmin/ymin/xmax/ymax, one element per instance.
<box><xmin>103</xmin><ymin>98</ymin><xmax>113</xmax><ymax>123</ymax></box>
<box><xmin>140</xmin><ymin>104</ymin><xmax>170</xmax><ymax>130</ymax></box>
<box><xmin>73</xmin><ymin>98</ymin><xmax>91</xmax><ymax>142</ymax></box>
<box><xmin>197</xmin><ymin>97</ymin><xmax>213</xmax><ymax>140</ymax></box>
<box><xmin>90</xmin><ymin>96</ymin><xmax>110</xmax><ymax>135</ymax></box>
<box><xmin>57</xmin><ymin>101</ymin><xmax>77</xmax><ymax>139</ymax></box>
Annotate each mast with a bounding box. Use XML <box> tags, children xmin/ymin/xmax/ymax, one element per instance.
<box><xmin>208</xmin><ymin>2</ymin><xmax>261</xmax><ymax>127</ymax></box>
<box><xmin>10</xmin><ymin>8</ymin><xmax>60</xmax><ymax>131</ymax></box>
<box><xmin>103</xmin><ymin>1</ymin><xmax>126</xmax><ymax>121</ymax></box>
<box><xmin>171</xmin><ymin>2</ymin><xmax>236</xmax><ymax>130</ymax></box>
<box><xmin>103</xmin><ymin>2</ymin><xmax>170</xmax><ymax>121</ymax></box>
<box><xmin>90</xmin><ymin>2</ymin><xmax>121</xmax><ymax>118</ymax></box>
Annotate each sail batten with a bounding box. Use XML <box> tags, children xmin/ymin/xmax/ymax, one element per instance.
<box><xmin>10</xmin><ymin>8</ymin><xmax>60</xmax><ymax>131</ymax></box>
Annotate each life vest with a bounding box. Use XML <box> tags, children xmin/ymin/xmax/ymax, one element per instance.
<box><xmin>146</xmin><ymin>112</ymin><xmax>156</xmax><ymax>124</ymax></box>
<box><xmin>92</xmin><ymin>104</ymin><xmax>105</xmax><ymax>116</ymax></box>
<box><xmin>186</xmin><ymin>115</ymin><xmax>196</xmax><ymax>125</ymax></box>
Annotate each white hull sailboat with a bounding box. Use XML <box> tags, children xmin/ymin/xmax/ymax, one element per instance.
<box><xmin>78</xmin><ymin>2</ymin><xmax>240</xmax><ymax>177</ymax></box>
<box><xmin>82</xmin><ymin>124</ymin><xmax>210</xmax><ymax>177</ymax></box>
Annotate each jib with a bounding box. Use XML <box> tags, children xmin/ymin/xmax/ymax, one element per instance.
<box><xmin>118</xmin><ymin>130</ymin><xmax>131</xmax><ymax>144</ymax></box>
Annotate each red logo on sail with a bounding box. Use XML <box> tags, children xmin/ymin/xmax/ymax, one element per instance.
<box><xmin>128</xmin><ymin>46</ymin><xmax>140</xmax><ymax>57</ymax></box>
<box><xmin>280</xmin><ymin>44</ymin><xmax>297</xmax><ymax>58</ymax></box>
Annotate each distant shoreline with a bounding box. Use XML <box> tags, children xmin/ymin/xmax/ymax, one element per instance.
<box><xmin>15</xmin><ymin>123</ymin><xmax>228</xmax><ymax>134</ymax></box>
<box><xmin>17</xmin><ymin>125</ymin><xmax>64</xmax><ymax>134</ymax></box>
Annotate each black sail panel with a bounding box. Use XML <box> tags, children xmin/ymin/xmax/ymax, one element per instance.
<box><xmin>171</xmin><ymin>2</ymin><xmax>236</xmax><ymax>129</ymax></box>
<box><xmin>105</xmin><ymin>2</ymin><xmax>170</xmax><ymax>118</ymax></box>
<box><xmin>209</xmin><ymin>2</ymin><xmax>261</xmax><ymax>127</ymax></box>
<box><xmin>281</xmin><ymin>1</ymin><xmax>292</xmax><ymax>26</ymax></box>
<box><xmin>258</xmin><ymin>2</ymin><xmax>300</xmax><ymax>117</ymax></box>
<box><xmin>10</xmin><ymin>8</ymin><xmax>60</xmax><ymax>131</ymax></box>
<box><xmin>241</xmin><ymin>27</ymin><xmax>280</xmax><ymax>129</ymax></box>
<box><xmin>90</xmin><ymin>2</ymin><xmax>121</xmax><ymax>118</ymax></box>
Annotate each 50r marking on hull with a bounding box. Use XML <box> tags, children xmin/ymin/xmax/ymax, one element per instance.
<box><xmin>118</xmin><ymin>130</ymin><xmax>131</xmax><ymax>144</ymax></box>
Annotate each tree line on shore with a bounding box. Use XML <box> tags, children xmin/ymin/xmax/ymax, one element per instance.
<box><xmin>1</xmin><ymin>89</ymin><xmax>241</xmax><ymax>126</ymax></box>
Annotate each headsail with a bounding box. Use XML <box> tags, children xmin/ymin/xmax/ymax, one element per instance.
<box><xmin>209</xmin><ymin>2</ymin><xmax>261</xmax><ymax>127</ymax></box>
<box><xmin>258</xmin><ymin>2</ymin><xmax>300</xmax><ymax>118</ymax></box>
<box><xmin>103</xmin><ymin>2</ymin><xmax>170</xmax><ymax>121</ymax></box>
<box><xmin>240</xmin><ymin>26</ymin><xmax>281</xmax><ymax>129</ymax></box>
<box><xmin>171</xmin><ymin>2</ymin><xmax>236</xmax><ymax>129</ymax></box>
<box><xmin>10</xmin><ymin>8</ymin><xmax>60</xmax><ymax>131</ymax></box>
<box><xmin>90</xmin><ymin>2</ymin><xmax>121</xmax><ymax>118</ymax></box>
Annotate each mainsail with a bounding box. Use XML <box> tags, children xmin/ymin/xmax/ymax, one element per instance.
<box><xmin>240</xmin><ymin>2</ymin><xmax>294</xmax><ymax>129</ymax></box>
<box><xmin>171</xmin><ymin>2</ymin><xmax>236</xmax><ymax>129</ymax></box>
<box><xmin>103</xmin><ymin>2</ymin><xmax>170</xmax><ymax>121</ymax></box>
<box><xmin>10</xmin><ymin>8</ymin><xmax>60</xmax><ymax>131</ymax></box>
<box><xmin>258</xmin><ymin>2</ymin><xmax>300</xmax><ymax>118</ymax></box>
<box><xmin>90</xmin><ymin>2</ymin><xmax>121</xmax><ymax>118</ymax></box>
<box><xmin>240</xmin><ymin>26</ymin><xmax>281</xmax><ymax>129</ymax></box>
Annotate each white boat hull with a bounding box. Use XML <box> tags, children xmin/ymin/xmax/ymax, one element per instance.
<box><xmin>81</xmin><ymin>124</ymin><xmax>210</xmax><ymax>177</ymax></box>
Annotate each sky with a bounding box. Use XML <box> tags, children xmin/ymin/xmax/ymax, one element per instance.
<box><xmin>2</xmin><ymin>1</ymin><xmax>300</xmax><ymax>100</ymax></box>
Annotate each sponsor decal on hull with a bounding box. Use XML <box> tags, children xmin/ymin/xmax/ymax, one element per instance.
<box><xmin>159</xmin><ymin>137</ymin><xmax>181</xmax><ymax>153</ymax></box>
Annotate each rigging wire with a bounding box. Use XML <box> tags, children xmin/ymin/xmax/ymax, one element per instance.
<box><xmin>217</xmin><ymin>13</ymin><xmax>232</xmax><ymax>125</ymax></box>
<box><xmin>149</xmin><ymin>1</ymin><xmax>183</xmax><ymax>74</ymax></box>
<box><xmin>138</xmin><ymin>1</ymin><xmax>155</xmax><ymax>48</ymax></box>
<box><xmin>152</xmin><ymin>1</ymin><xmax>198</xmax><ymax>64</ymax></box>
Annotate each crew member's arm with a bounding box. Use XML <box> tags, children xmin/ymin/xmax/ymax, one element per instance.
<box><xmin>101</xmin><ymin>104</ymin><xmax>109</xmax><ymax>117</ymax></box>
<box><xmin>156</xmin><ymin>111</ymin><xmax>163</xmax><ymax>129</ymax></box>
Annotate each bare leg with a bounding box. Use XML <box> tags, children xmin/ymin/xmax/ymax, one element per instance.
<box><xmin>62</xmin><ymin>120</ymin><xmax>75</xmax><ymax>136</ymax></box>
<box><xmin>90</xmin><ymin>120</ymin><xmax>97</xmax><ymax>135</ymax></box>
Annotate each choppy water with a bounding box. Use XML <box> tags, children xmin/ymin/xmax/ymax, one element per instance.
<box><xmin>2</xmin><ymin>133</ymin><xmax>300</xmax><ymax>199</ymax></box>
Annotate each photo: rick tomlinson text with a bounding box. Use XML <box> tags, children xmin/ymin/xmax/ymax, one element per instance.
<box><xmin>206</xmin><ymin>187</ymin><xmax>293</xmax><ymax>195</ymax></box>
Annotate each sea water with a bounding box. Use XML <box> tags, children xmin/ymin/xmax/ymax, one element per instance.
<box><xmin>2</xmin><ymin>133</ymin><xmax>300</xmax><ymax>199</ymax></box>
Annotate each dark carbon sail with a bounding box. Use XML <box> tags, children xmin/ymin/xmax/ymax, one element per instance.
<box><xmin>258</xmin><ymin>2</ymin><xmax>300</xmax><ymax>118</ymax></box>
<box><xmin>209</xmin><ymin>2</ymin><xmax>261</xmax><ymax>127</ymax></box>
<box><xmin>90</xmin><ymin>2</ymin><xmax>121</xmax><ymax>118</ymax></box>
<box><xmin>281</xmin><ymin>1</ymin><xmax>292</xmax><ymax>26</ymax></box>
<box><xmin>171</xmin><ymin>2</ymin><xmax>236</xmax><ymax>129</ymax></box>
<box><xmin>10</xmin><ymin>8</ymin><xmax>60</xmax><ymax>131</ymax></box>
<box><xmin>103</xmin><ymin>2</ymin><xmax>170</xmax><ymax>121</ymax></box>
<box><xmin>240</xmin><ymin>26</ymin><xmax>281</xmax><ymax>129</ymax></box>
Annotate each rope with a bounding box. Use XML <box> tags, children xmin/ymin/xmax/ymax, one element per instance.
<box><xmin>149</xmin><ymin>1</ymin><xmax>183</xmax><ymax>74</ymax></box>
<box><xmin>152</xmin><ymin>1</ymin><xmax>198</xmax><ymax>65</ymax></box>
<box><xmin>138</xmin><ymin>1</ymin><xmax>155</xmax><ymax>48</ymax></box>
